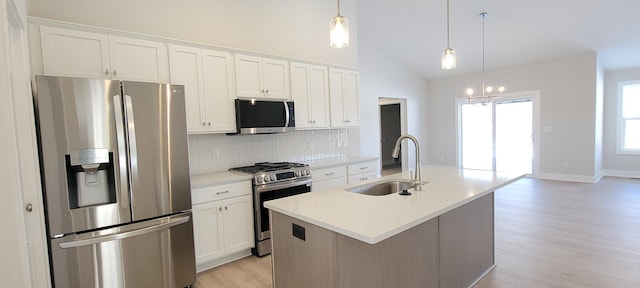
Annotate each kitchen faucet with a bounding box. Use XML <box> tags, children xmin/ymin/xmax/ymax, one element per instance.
<box><xmin>392</xmin><ymin>134</ymin><xmax>422</xmax><ymax>191</ymax></box>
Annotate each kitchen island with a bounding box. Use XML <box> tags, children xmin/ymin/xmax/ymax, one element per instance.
<box><xmin>264</xmin><ymin>165</ymin><xmax>523</xmax><ymax>288</ymax></box>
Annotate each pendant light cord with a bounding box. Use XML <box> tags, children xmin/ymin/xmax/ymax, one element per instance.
<box><xmin>337</xmin><ymin>0</ymin><xmax>342</xmax><ymax>16</ymax></box>
<box><xmin>446</xmin><ymin>0</ymin><xmax>451</xmax><ymax>48</ymax></box>
<box><xmin>481</xmin><ymin>12</ymin><xmax>486</xmax><ymax>98</ymax></box>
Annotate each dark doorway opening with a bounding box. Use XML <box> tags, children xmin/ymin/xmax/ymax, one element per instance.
<box><xmin>380</xmin><ymin>103</ymin><xmax>402</xmax><ymax>174</ymax></box>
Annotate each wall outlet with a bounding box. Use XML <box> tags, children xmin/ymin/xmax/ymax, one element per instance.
<box><xmin>210</xmin><ymin>148</ymin><xmax>220</xmax><ymax>160</ymax></box>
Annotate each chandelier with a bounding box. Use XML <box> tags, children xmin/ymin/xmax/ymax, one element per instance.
<box><xmin>466</xmin><ymin>12</ymin><xmax>504</xmax><ymax>104</ymax></box>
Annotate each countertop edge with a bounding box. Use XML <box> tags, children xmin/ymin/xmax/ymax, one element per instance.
<box><xmin>265</xmin><ymin>169</ymin><xmax>525</xmax><ymax>244</ymax></box>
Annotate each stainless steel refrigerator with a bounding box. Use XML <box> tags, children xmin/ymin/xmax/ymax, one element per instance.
<box><xmin>34</xmin><ymin>75</ymin><xmax>196</xmax><ymax>288</ymax></box>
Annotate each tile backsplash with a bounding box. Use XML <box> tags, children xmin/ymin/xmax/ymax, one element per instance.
<box><xmin>188</xmin><ymin>128</ymin><xmax>361</xmax><ymax>175</ymax></box>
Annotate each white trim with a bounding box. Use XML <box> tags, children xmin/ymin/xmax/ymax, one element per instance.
<box><xmin>533</xmin><ymin>172</ymin><xmax>602</xmax><ymax>184</ymax></box>
<box><xmin>6</xmin><ymin>2</ymin><xmax>52</xmax><ymax>287</ymax></box>
<box><xmin>616</xmin><ymin>80</ymin><xmax>640</xmax><ymax>155</ymax></box>
<box><xmin>602</xmin><ymin>169</ymin><xmax>640</xmax><ymax>179</ymax></box>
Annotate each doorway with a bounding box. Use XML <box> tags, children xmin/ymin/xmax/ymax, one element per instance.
<box><xmin>379</xmin><ymin>98</ymin><xmax>407</xmax><ymax>176</ymax></box>
<box><xmin>458</xmin><ymin>91</ymin><xmax>539</xmax><ymax>174</ymax></box>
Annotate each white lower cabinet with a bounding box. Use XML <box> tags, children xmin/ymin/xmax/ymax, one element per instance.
<box><xmin>311</xmin><ymin>166</ymin><xmax>347</xmax><ymax>192</ymax></box>
<box><xmin>192</xmin><ymin>181</ymin><xmax>254</xmax><ymax>272</ymax></box>
<box><xmin>347</xmin><ymin>160</ymin><xmax>380</xmax><ymax>184</ymax></box>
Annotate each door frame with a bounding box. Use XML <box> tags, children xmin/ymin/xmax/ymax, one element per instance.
<box><xmin>378</xmin><ymin>98</ymin><xmax>408</xmax><ymax>171</ymax></box>
<box><xmin>4</xmin><ymin>0</ymin><xmax>52</xmax><ymax>286</ymax></box>
<box><xmin>456</xmin><ymin>90</ymin><xmax>540</xmax><ymax>176</ymax></box>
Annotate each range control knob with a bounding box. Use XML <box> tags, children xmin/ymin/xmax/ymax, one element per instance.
<box><xmin>295</xmin><ymin>171</ymin><xmax>301</xmax><ymax>177</ymax></box>
<box><xmin>263</xmin><ymin>175</ymin><xmax>270</xmax><ymax>182</ymax></box>
<box><xmin>270</xmin><ymin>175</ymin><xmax>277</xmax><ymax>181</ymax></box>
<box><xmin>256</xmin><ymin>176</ymin><xmax>264</xmax><ymax>183</ymax></box>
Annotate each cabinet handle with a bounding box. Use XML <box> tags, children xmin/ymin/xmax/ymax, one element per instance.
<box><xmin>208</xmin><ymin>122</ymin><xmax>211</xmax><ymax>126</ymax></box>
<box><xmin>225</xmin><ymin>206</ymin><xmax>228</xmax><ymax>210</ymax></box>
<box><xmin>105</xmin><ymin>69</ymin><xmax>109</xmax><ymax>75</ymax></box>
<box><xmin>113</xmin><ymin>70</ymin><xmax>117</xmax><ymax>76</ymax></box>
<box><xmin>325</xmin><ymin>172</ymin><xmax>335</xmax><ymax>176</ymax></box>
<box><xmin>25</xmin><ymin>203</ymin><xmax>33</xmax><ymax>213</ymax></box>
<box><xmin>360</xmin><ymin>167</ymin><xmax>368</xmax><ymax>170</ymax></box>
<box><xmin>218</xmin><ymin>207</ymin><xmax>222</xmax><ymax>211</ymax></box>
<box><xmin>216</xmin><ymin>190</ymin><xmax>229</xmax><ymax>195</ymax></box>
<box><xmin>265</xmin><ymin>89</ymin><xmax>269</xmax><ymax>93</ymax></box>
<box><xmin>202</xmin><ymin>122</ymin><xmax>206</xmax><ymax>126</ymax></box>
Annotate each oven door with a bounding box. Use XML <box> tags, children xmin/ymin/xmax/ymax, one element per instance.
<box><xmin>255</xmin><ymin>178</ymin><xmax>312</xmax><ymax>241</ymax></box>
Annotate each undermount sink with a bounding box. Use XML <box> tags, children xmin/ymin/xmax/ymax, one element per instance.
<box><xmin>346</xmin><ymin>179</ymin><xmax>416</xmax><ymax>196</ymax></box>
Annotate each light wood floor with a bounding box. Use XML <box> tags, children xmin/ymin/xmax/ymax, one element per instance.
<box><xmin>195</xmin><ymin>177</ymin><xmax>640</xmax><ymax>288</ymax></box>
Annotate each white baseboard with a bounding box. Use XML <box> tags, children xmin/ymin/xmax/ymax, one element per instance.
<box><xmin>533</xmin><ymin>172</ymin><xmax>601</xmax><ymax>183</ymax></box>
<box><xmin>196</xmin><ymin>249</ymin><xmax>253</xmax><ymax>273</ymax></box>
<box><xmin>602</xmin><ymin>169</ymin><xmax>640</xmax><ymax>179</ymax></box>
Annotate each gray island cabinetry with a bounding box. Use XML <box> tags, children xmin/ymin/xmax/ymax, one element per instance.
<box><xmin>266</xmin><ymin>166</ymin><xmax>520</xmax><ymax>288</ymax></box>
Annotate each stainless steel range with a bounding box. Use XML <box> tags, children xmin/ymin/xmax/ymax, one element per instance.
<box><xmin>230</xmin><ymin>162</ymin><xmax>312</xmax><ymax>256</ymax></box>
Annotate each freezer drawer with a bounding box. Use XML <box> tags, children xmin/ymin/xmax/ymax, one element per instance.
<box><xmin>50</xmin><ymin>212</ymin><xmax>196</xmax><ymax>288</ymax></box>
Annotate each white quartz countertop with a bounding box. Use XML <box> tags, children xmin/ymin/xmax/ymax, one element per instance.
<box><xmin>264</xmin><ymin>165</ymin><xmax>524</xmax><ymax>244</ymax></box>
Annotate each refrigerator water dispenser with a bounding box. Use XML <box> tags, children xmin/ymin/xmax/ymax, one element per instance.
<box><xmin>66</xmin><ymin>148</ymin><xmax>116</xmax><ymax>208</ymax></box>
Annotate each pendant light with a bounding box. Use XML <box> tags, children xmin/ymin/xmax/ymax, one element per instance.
<box><xmin>441</xmin><ymin>0</ymin><xmax>456</xmax><ymax>70</ymax></box>
<box><xmin>330</xmin><ymin>0</ymin><xmax>349</xmax><ymax>48</ymax></box>
<box><xmin>466</xmin><ymin>12</ymin><xmax>504</xmax><ymax>104</ymax></box>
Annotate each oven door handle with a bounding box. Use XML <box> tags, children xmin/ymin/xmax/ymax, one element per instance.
<box><xmin>255</xmin><ymin>178</ymin><xmax>312</xmax><ymax>193</ymax></box>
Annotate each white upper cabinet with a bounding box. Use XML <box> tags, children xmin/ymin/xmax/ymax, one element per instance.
<box><xmin>329</xmin><ymin>68</ymin><xmax>360</xmax><ymax>127</ymax></box>
<box><xmin>290</xmin><ymin>62</ymin><xmax>330</xmax><ymax>129</ymax></box>
<box><xmin>168</xmin><ymin>44</ymin><xmax>236</xmax><ymax>133</ymax></box>
<box><xmin>40</xmin><ymin>26</ymin><xmax>169</xmax><ymax>82</ymax></box>
<box><xmin>235</xmin><ymin>54</ymin><xmax>290</xmax><ymax>99</ymax></box>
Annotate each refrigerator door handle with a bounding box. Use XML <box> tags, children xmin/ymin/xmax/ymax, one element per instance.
<box><xmin>58</xmin><ymin>214</ymin><xmax>190</xmax><ymax>249</ymax></box>
<box><xmin>113</xmin><ymin>95</ymin><xmax>130</xmax><ymax>209</ymax></box>
<box><xmin>123</xmin><ymin>95</ymin><xmax>139</xmax><ymax>208</ymax></box>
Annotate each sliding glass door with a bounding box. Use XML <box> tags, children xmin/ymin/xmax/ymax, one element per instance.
<box><xmin>459</xmin><ymin>97</ymin><xmax>533</xmax><ymax>174</ymax></box>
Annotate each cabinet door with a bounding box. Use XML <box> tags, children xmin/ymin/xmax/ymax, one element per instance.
<box><xmin>40</xmin><ymin>26</ymin><xmax>110</xmax><ymax>78</ymax></box>
<box><xmin>201</xmin><ymin>49</ymin><xmax>236</xmax><ymax>132</ymax></box>
<box><xmin>262</xmin><ymin>58</ymin><xmax>290</xmax><ymax>99</ymax></box>
<box><xmin>168</xmin><ymin>45</ymin><xmax>206</xmax><ymax>132</ymax></box>
<box><xmin>290</xmin><ymin>63</ymin><xmax>312</xmax><ymax>128</ymax></box>
<box><xmin>343</xmin><ymin>70</ymin><xmax>360</xmax><ymax>126</ymax></box>
<box><xmin>329</xmin><ymin>69</ymin><xmax>346</xmax><ymax>126</ymax></box>
<box><xmin>192</xmin><ymin>201</ymin><xmax>225</xmax><ymax>264</ymax></box>
<box><xmin>308</xmin><ymin>65</ymin><xmax>330</xmax><ymax>128</ymax></box>
<box><xmin>222</xmin><ymin>195</ymin><xmax>254</xmax><ymax>254</ymax></box>
<box><xmin>329</xmin><ymin>68</ymin><xmax>359</xmax><ymax>127</ymax></box>
<box><xmin>313</xmin><ymin>177</ymin><xmax>347</xmax><ymax>192</ymax></box>
<box><xmin>235</xmin><ymin>54</ymin><xmax>263</xmax><ymax>98</ymax></box>
<box><xmin>108</xmin><ymin>36</ymin><xmax>170</xmax><ymax>83</ymax></box>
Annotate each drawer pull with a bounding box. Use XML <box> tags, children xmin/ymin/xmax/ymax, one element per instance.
<box><xmin>216</xmin><ymin>191</ymin><xmax>229</xmax><ymax>195</ymax></box>
<box><xmin>359</xmin><ymin>167</ymin><xmax>368</xmax><ymax>170</ymax></box>
<box><xmin>325</xmin><ymin>172</ymin><xmax>335</xmax><ymax>176</ymax></box>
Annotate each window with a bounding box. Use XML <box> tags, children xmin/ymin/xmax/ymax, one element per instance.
<box><xmin>618</xmin><ymin>81</ymin><xmax>640</xmax><ymax>154</ymax></box>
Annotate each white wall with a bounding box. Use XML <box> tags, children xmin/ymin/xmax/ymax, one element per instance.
<box><xmin>603</xmin><ymin>68</ymin><xmax>640</xmax><ymax>176</ymax></box>
<box><xmin>357</xmin><ymin>37</ymin><xmax>429</xmax><ymax>169</ymax></box>
<box><xmin>427</xmin><ymin>53</ymin><xmax>602</xmax><ymax>181</ymax></box>
<box><xmin>27</xmin><ymin>0</ymin><xmax>358</xmax><ymax>68</ymax></box>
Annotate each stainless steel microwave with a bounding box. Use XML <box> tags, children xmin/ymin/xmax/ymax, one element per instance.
<box><xmin>230</xmin><ymin>99</ymin><xmax>295</xmax><ymax>135</ymax></box>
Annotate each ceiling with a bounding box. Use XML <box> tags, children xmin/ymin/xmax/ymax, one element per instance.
<box><xmin>357</xmin><ymin>0</ymin><xmax>640</xmax><ymax>79</ymax></box>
